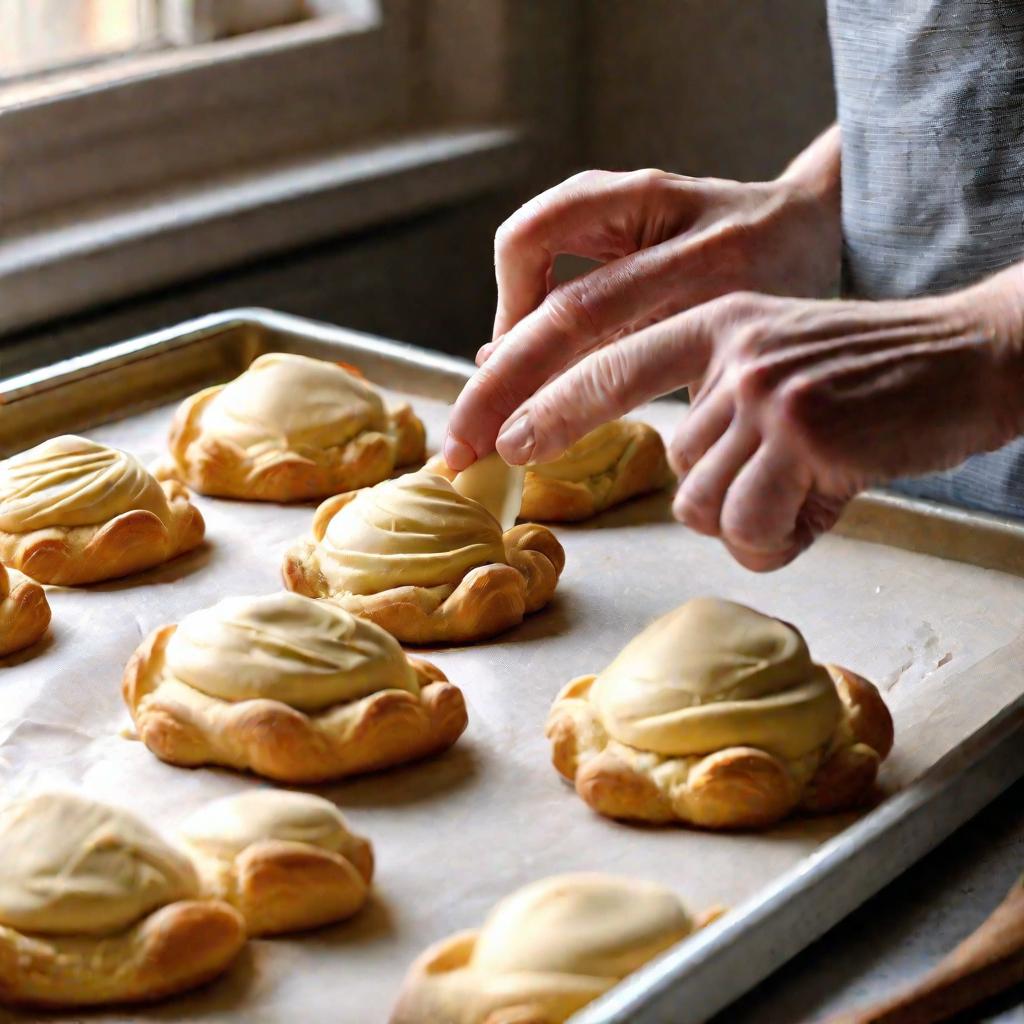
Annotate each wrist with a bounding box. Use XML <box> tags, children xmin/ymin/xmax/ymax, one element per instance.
<box><xmin>777</xmin><ymin>124</ymin><xmax>842</xmax><ymax>222</ymax></box>
<box><xmin>956</xmin><ymin>268</ymin><xmax>1024</xmax><ymax>437</ymax></box>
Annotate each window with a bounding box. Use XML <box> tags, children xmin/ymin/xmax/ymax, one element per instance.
<box><xmin>0</xmin><ymin>1</ymin><xmax>339</xmax><ymax>82</ymax></box>
<box><xmin>0</xmin><ymin>0</ymin><xmax>161</xmax><ymax>80</ymax></box>
<box><xmin>0</xmin><ymin>1</ymin><xmax>528</xmax><ymax>337</ymax></box>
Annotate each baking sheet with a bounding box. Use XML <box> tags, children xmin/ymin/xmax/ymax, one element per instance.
<box><xmin>1</xmin><ymin>317</ymin><xmax>1023</xmax><ymax>1024</ymax></box>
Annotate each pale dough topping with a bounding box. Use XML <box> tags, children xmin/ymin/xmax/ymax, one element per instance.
<box><xmin>179</xmin><ymin>790</ymin><xmax>364</xmax><ymax>864</ymax></box>
<box><xmin>471</xmin><ymin>873</ymin><xmax>692</xmax><ymax>978</ymax></box>
<box><xmin>199</xmin><ymin>352</ymin><xmax>388</xmax><ymax>454</ymax></box>
<box><xmin>590</xmin><ymin>597</ymin><xmax>842</xmax><ymax>759</ymax></box>
<box><xmin>451</xmin><ymin>452</ymin><xmax>525</xmax><ymax>531</ymax></box>
<box><xmin>528</xmin><ymin>421</ymin><xmax>634</xmax><ymax>483</ymax></box>
<box><xmin>165</xmin><ymin>592</ymin><xmax>417</xmax><ymax>710</ymax></box>
<box><xmin>0</xmin><ymin>793</ymin><xmax>198</xmax><ymax>936</ymax></box>
<box><xmin>0</xmin><ymin>436</ymin><xmax>170</xmax><ymax>533</ymax></box>
<box><xmin>319</xmin><ymin>471</ymin><xmax>507</xmax><ymax>595</ymax></box>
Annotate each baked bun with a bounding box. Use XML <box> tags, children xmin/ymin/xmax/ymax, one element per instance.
<box><xmin>391</xmin><ymin>873</ymin><xmax>703</xmax><ymax>1024</ymax></box>
<box><xmin>0</xmin><ymin>435</ymin><xmax>204</xmax><ymax>585</ymax></box>
<box><xmin>0</xmin><ymin>793</ymin><xmax>244</xmax><ymax>1008</ymax></box>
<box><xmin>123</xmin><ymin>591</ymin><xmax>467</xmax><ymax>782</ymax></box>
<box><xmin>427</xmin><ymin>419</ymin><xmax>673</xmax><ymax>522</ymax></box>
<box><xmin>156</xmin><ymin>352</ymin><xmax>426</xmax><ymax>501</ymax></box>
<box><xmin>282</xmin><ymin>470</ymin><xmax>565</xmax><ymax>644</ymax></box>
<box><xmin>547</xmin><ymin>598</ymin><xmax>894</xmax><ymax>829</ymax></box>
<box><xmin>0</xmin><ymin>563</ymin><xmax>50</xmax><ymax>656</ymax></box>
<box><xmin>179</xmin><ymin>790</ymin><xmax>373</xmax><ymax>936</ymax></box>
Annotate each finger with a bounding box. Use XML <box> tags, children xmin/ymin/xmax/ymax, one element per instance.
<box><xmin>668</xmin><ymin>388</ymin><xmax>734</xmax><ymax>476</ymax></box>
<box><xmin>491</xmin><ymin>168</ymin><xmax>693</xmax><ymax>341</ymax></box>
<box><xmin>449</xmin><ymin>241</ymin><xmax>726</xmax><ymax>469</ymax></box>
<box><xmin>719</xmin><ymin>442</ymin><xmax>812</xmax><ymax>562</ymax></box>
<box><xmin>671</xmin><ymin>422</ymin><xmax>759</xmax><ymax>536</ymax></box>
<box><xmin>491</xmin><ymin>305</ymin><xmax>716</xmax><ymax>466</ymax></box>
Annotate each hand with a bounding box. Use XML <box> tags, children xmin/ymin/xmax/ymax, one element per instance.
<box><xmin>482</xmin><ymin>282</ymin><xmax>1024</xmax><ymax>571</ymax></box>
<box><xmin>444</xmin><ymin>127</ymin><xmax>842</xmax><ymax>471</ymax></box>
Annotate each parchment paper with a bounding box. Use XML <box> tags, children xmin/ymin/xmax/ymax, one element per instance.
<box><xmin>1</xmin><ymin>391</ymin><xmax>1022</xmax><ymax>1024</ymax></box>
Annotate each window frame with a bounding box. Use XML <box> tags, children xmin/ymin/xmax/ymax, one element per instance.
<box><xmin>0</xmin><ymin>0</ymin><xmax>555</xmax><ymax>338</ymax></box>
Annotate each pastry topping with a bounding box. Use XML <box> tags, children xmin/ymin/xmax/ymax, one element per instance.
<box><xmin>471</xmin><ymin>873</ymin><xmax>692</xmax><ymax>978</ymax></box>
<box><xmin>165</xmin><ymin>592</ymin><xmax>417</xmax><ymax>710</ymax></box>
<box><xmin>451</xmin><ymin>452</ymin><xmax>525</xmax><ymax>531</ymax></box>
<box><xmin>0</xmin><ymin>436</ymin><xmax>170</xmax><ymax>532</ymax></box>
<box><xmin>200</xmin><ymin>352</ymin><xmax>388</xmax><ymax>453</ymax></box>
<box><xmin>319</xmin><ymin>471</ymin><xmax>507</xmax><ymax>594</ymax></box>
<box><xmin>528</xmin><ymin>421</ymin><xmax>635</xmax><ymax>482</ymax></box>
<box><xmin>590</xmin><ymin>597</ymin><xmax>841</xmax><ymax>759</ymax></box>
<box><xmin>179</xmin><ymin>790</ymin><xmax>363</xmax><ymax>863</ymax></box>
<box><xmin>0</xmin><ymin>793</ymin><xmax>198</xmax><ymax>936</ymax></box>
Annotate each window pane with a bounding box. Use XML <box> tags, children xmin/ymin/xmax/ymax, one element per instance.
<box><xmin>0</xmin><ymin>0</ymin><xmax>160</xmax><ymax>79</ymax></box>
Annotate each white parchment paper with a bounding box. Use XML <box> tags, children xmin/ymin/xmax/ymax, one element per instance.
<box><xmin>1</xmin><ymin>390</ymin><xmax>1022</xmax><ymax>1024</ymax></box>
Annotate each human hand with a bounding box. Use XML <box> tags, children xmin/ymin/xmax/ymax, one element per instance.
<box><xmin>445</xmin><ymin>128</ymin><xmax>842</xmax><ymax>471</ymax></box>
<box><xmin>481</xmin><ymin>281</ymin><xmax>1024</xmax><ymax>570</ymax></box>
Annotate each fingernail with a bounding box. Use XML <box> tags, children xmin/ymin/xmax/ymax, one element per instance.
<box><xmin>496</xmin><ymin>413</ymin><xmax>535</xmax><ymax>464</ymax></box>
<box><xmin>476</xmin><ymin>342</ymin><xmax>495</xmax><ymax>366</ymax></box>
<box><xmin>443</xmin><ymin>433</ymin><xmax>476</xmax><ymax>472</ymax></box>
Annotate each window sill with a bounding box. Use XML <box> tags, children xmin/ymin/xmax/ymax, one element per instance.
<box><xmin>0</xmin><ymin>124</ymin><xmax>525</xmax><ymax>338</ymax></box>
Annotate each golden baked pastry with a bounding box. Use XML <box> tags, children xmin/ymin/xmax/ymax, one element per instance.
<box><xmin>547</xmin><ymin>597</ymin><xmax>894</xmax><ymax>829</ymax></box>
<box><xmin>179</xmin><ymin>790</ymin><xmax>373</xmax><ymax>936</ymax></box>
<box><xmin>0</xmin><ymin>792</ymin><xmax>245</xmax><ymax>1009</ymax></box>
<box><xmin>283</xmin><ymin>469</ymin><xmax>565</xmax><ymax>644</ymax></box>
<box><xmin>0</xmin><ymin>563</ymin><xmax>50</xmax><ymax>656</ymax></box>
<box><xmin>157</xmin><ymin>352</ymin><xmax>426</xmax><ymax>501</ymax></box>
<box><xmin>123</xmin><ymin>591</ymin><xmax>467</xmax><ymax>782</ymax></box>
<box><xmin>427</xmin><ymin>418</ymin><xmax>673</xmax><ymax>522</ymax></box>
<box><xmin>0</xmin><ymin>435</ymin><xmax>205</xmax><ymax>585</ymax></box>
<box><xmin>391</xmin><ymin>873</ymin><xmax>708</xmax><ymax>1024</ymax></box>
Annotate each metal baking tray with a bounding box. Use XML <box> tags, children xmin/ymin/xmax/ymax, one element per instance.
<box><xmin>2</xmin><ymin>308</ymin><xmax>1023</xmax><ymax>1024</ymax></box>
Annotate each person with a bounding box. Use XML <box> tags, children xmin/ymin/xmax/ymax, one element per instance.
<box><xmin>442</xmin><ymin>2</ymin><xmax>1024</xmax><ymax>572</ymax></box>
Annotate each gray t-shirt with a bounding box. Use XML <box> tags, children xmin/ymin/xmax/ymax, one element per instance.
<box><xmin>828</xmin><ymin>0</ymin><xmax>1024</xmax><ymax>518</ymax></box>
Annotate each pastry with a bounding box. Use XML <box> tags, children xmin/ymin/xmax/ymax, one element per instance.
<box><xmin>427</xmin><ymin>418</ymin><xmax>673</xmax><ymax>522</ymax></box>
<box><xmin>0</xmin><ymin>792</ymin><xmax>244</xmax><ymax>1008</ymax></box>
<box><xmin>283</xmin><ymin>469</ymin><xmax>564</xmax><ymax>644</ymax></box>
<box><xmin>157</xmin><ymin>351</ymin><xmax>426</xmax><ymax>501</ymax></box>
<box><xmin>0</xmin><ymin>435</ymin><xmax>205</xmax><ymax>585</ymax></box>
<box><xmin>123</xmin><ymin>591</ymin><xmax>467</xmax><ymax>781</ymax></box>
<box><xmin>546</xmin><ymin>597</ymin><xmax>894</xmax><ymax>829</ymax></box>
<box><xmin>391</xmin><ymin>873</ymin><xmax>711</xmax><ymax>1024</ymax></box>
<box><xmin>179</xmin><ymin>790</ymin><xmax>373</xmax><ymax>936</ymax></box>
<box><xmin>0</xmin><ymin>563</ymin><xmax>50</xmax><ymax>656</ymax></box>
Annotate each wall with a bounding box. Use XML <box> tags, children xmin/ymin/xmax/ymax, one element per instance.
<box><xmin>581</xmin><ymin>1</ymin><xmax>836</xmax><ymax>181</ymax></box>
<box><xmin>5</xmin><ymin>2</ymin><xmax>837</xmax><ymax>371</ymax></box>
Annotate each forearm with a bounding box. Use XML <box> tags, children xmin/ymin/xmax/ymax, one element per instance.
<box><xmin>778</xmin><ymin>123</ymin><xmax>841</xmax><ymax>219</ymax></box>
<box><xmin>964</xmin><ymin>262</ymin><xmax>1024</xmax><ymax>435</ymax></box>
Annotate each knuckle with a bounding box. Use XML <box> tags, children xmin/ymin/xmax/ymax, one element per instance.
<box><xmin>776</xmin><ymin>373</ymin><xmax>818</xmax><ymax>428</ymax></box>
<box><xmin>527</xmin><ymin>395</ymin><xmax>574</xmax><ymax>451</ymax></box>
<box><xmin>589</xmin><ymin>345</ymin><xmax>634</xmax><ymax>405</ymax></box>
<box><xmin>674</xmin><ymin>488</ymin><xmax>719</xmax><ymax>536</ymax></box>
<box><xmin>623</xmin><ymin>167</ymin><xmax>670</xmax><ymax>194</ymax></box>
<box><xmin>721</xmin><ymin>510</ymin><xmax>766</xmax><ymax>553</ymax></box>
<box><xmin>494</xmin><ymin>208</ymin><xmax>536</xmax><ymax>257</ymax></box>
<box><xmin>471</xmin><ymin>363</ymin><xmax>525</xmax><ymax>417</ymax></box>
<box><xmin>733</xmin><ymin>358</ymin><xmax>773</xmax><ymax>405</ymax></box>
<box><xmin>543</xmin><ymin>282</ymin><xmax>600</xmax><ymax>342</ymax></box>
<box><xmin>668</xmin><ymin>431</ymin><xmax>699</xmax><ymax>474</ymax></box>
<box><xmin>564</xmin><ymin>168</ymin><xmax>609</xmax><ymax>190</ymax></box>
<box><xmin>711</xmin><ymin>291</ymin><xmax>761</xmax><ymax>323</ymax></box>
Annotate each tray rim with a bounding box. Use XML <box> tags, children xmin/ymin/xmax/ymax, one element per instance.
<box><xmin>3</xmin><ymin>307</ymin><xmax>1023</xmax><ymax>1024</ymax></box>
